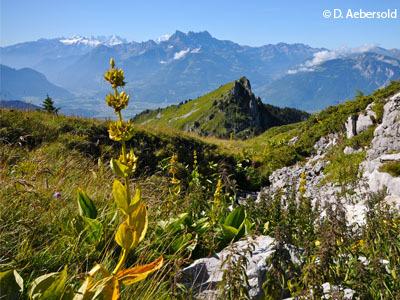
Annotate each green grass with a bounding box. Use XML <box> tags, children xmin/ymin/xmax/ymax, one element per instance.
<box><xmin>323</xmin><ymin>150</ymin><xmax>366</xmax><ymax>186</ymax></box>
<box><xmin>379</xmin><ymin>161</ymin><xmax>400</xmax><ymax>177</ymax></box>
<box><xmin>133</xmin><ymin>82</ymin><xmax>234</xmax><ymax>131</ymax></box>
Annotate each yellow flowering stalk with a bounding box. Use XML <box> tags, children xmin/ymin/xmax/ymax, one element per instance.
<box><xmin>168</xmin><ymin>153</ymin><xmax>181</xmax><ymax>195</ymax></box>
<box><xmin>298</xmin><ymin>172</ymin><xmax>307</xmax><ymax>197</ymax></box>
<box><xmin>76</xmin><ymin>58</ymin><xmax>163</xmax><ymax>299</ymax></box>
<box><xmin>210</xmin><ymin>178</ymin><xmax>223</xmax><ymax>224</ymax></box>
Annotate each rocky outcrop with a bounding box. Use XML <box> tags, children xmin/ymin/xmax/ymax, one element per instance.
<box><xmin>257</xmin><ymin>92</ymin><xmax>400</xmax><ymax>225</ymax></box>
<box><xmin>345</xmin><ymin>103</ymin><xmax>376</xmax><ymax>138</ymax></box>
<box><xmin>180</xmin><ymin>235</ymin><xmax>300</xmax><ymax>299</ymax></box>
<box><xmin>362</xmin><ymin>92</ymin><xmax>400</xmax><ymax>207</ymax></box>
<box><xmin>219</xmin><ymin>77</ymin><xmax>309</xmax><ymax>138</ymax></box>
<box><xmin>180</xmin><ymin>235</ymin><xmax>353</xmax><ymax>300</ymax></box>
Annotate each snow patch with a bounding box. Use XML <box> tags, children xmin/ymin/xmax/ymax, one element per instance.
<box><xmin>156</xmin><ymin>34</ymin><xmax>171</xmax><ymax>43</ymax></box>
<box><xmin>174</xmin><ymin>48</ymin><xmax>190</xmax><ymax>60</ymax></box>
<box><xmin>59</xmin><ymin>35</ymin><xmax>126</xmax><ymax>47</ymax></box>
<box><xmin>191</xmin><ymin>47</ymin><xmax>201</xmax><ymax>54</ymax></box>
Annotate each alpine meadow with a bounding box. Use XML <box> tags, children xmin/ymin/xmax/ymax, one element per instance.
<box><xmin>1</xmin><ymin>1</ymin><xmax>400</xmax><ymax>299</ymax></box>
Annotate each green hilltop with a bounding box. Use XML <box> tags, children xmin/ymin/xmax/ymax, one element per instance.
<box><xmin>133</xmin><ymin>77</ymin><xmax>309</xmax><ymax>139</ymax></box>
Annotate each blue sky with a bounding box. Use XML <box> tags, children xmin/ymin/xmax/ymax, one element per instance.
<box><xmin>1</xmin><ymin>0</ymin><xmax>399</xmax><ymax>48</ymax></box>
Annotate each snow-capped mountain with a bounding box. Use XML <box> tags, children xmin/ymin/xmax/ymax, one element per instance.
<box><xmin>1</xmin><ymin>30</ymin><xmax>399</xmax><ymax>116</ymax></box>
<box><xmin>59</xmin><ymin>35</ymin><xmax>127</xmax><ymax>47</ymax></box>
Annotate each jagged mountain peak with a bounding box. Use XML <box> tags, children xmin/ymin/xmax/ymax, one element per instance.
<box><xmin>232</xmin><ymin>77</ymin><xmax>253</xmax><ymax>98</ymax></box>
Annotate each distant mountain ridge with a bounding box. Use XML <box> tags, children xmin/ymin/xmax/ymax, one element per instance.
<box><xmin>0</xmin><ymin>64</ymin><xmax>74</xmax><ymax>101</ymax></box>
<box><xmin>1</xmin><ymin>31</ymin><xmax>399</xmax><ymax>116</ymax></box>
<box><xmin>0</xmin><ymin>100</ymin><xmax>41</xmax><ymax>110</ymax></box>
<box><xmin>133</xmin><ymin>77</ymin><xmax>309</xmax><ymax>139</ymax></box>
<box><xmin>261</xmin><ymin>52</ymin><xmax>400</xmax><ymax>111</ymax></box>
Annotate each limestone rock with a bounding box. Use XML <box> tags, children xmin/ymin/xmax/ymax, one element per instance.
<box><xmin>180</xmin><ymin>235</ymin><xmax>277</xmax><ymax>299</ymax></box>
<box><xmin>345</xmin><ymin>103</ymin><xmax>376</xmax><ymax>138</ymax></box>
<box><xmin>362</xmin><ymin>92</ymin><xmax>400</xmax><ymax>198</ymax></box>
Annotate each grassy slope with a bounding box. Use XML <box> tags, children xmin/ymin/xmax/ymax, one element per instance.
<box><xmin>133</xmin><ymin>82</ymin><xmax>234</xmax><ymax>133</ymax></box>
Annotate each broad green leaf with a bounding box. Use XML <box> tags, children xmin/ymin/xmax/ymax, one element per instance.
<box><xmin>82</xmin><ymin>217</ymin><xmax>103</xmax><ymax>244</ymax></box>
<box><xmin>224</xmin><ymin>207</ymin><xmax>245</xmax><ymax>229</ymax></box>
<box><xmin>115</xmin><ymin>221</ymin><xmax>134</xmax><ymax>250</ymax></box>
<box><xmin>112</xmin><ymin>180</ymin><xmax>129</xmax><ymax>214</ymax></box>
<box><xmin>110</xmin><ymin>158</ymin><xmax>129</xmax><ymax>178</ymax></box>
<box><xmin>167</xmin><ymin>213</ymin><xmax>189</xmax><ymax>233</ymax></box>
<box><xmin>221</xmin><ymin>224</ymin><xmax>239</xmax><ymax>241</ymax></box>
<box><xmin>243</xmin><ymin>219</ymin><xmax>253</xmax><ymax>235</ymax></box>
<box><xmin>171</xmin><ymin>233</ymin><xmax>194</xmax><ymax>253</ymax></box>
<box><xmin>77</xmin><ymin>190</ymin><xmax>97</xmax><ymax>219</ymax></box>
<box><xmin>0</xmin><ymin>270</ymin><xmax>23</xmax><ymax>300</ymax></box>
<box><xmin>117</xmin><ymin>256</ymin><xmax>163</xmax><ymax>285</ymax></box>
<box><xmin>29</xmin><ymin>266</ymin><xmax>68</xmax><ymax>300</ymax></box>
<box><xmin>192</xmin><ymin>217</ymin><xmax>210</xmax><ymax>235</ymax></box>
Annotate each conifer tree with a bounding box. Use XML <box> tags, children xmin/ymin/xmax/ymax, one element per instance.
<box><xmin>42</xmin><ymin>94</ymin><xmax>59</xmax><ymax>114</ymax></box>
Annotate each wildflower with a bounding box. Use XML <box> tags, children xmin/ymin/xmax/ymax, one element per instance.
<box><xmin>118</xmin><ymin>148</ymin><xmax>138</xmax><ymax>174</ymax></box>
<box><xmin>169</xmin><ymin>154</ymin><xmax>178</xmax><ymax>176</ymax></box>
<box><xmin>336</xmin><ymin>237</ymin><xmax>343</xmax><ymax>246</ymax></box>
<box><xmin>315</xmin><ymin>240</ymin><xmax>321</xmax><ymax>247</ymax></box>
<box><xmin>53</xmin><ymin>191</ymin><xmax>62</xmax><ymax>199</ymax></box>
<box><xmin>105</xmin><ymin>91</ymin><xmax>130</xmax><ymax>112</ymax></box>
<box><xmin>171</xmin><ymin>177</ymin><xmax>181</xmax><ymax>185</ymax></box>
<box><xmin>108</xmin><ymin>121</ymin><xmax>135</xmax><ymax>142</ymax></box>
<box><xmin>104</xmin><ymin>59</ymin><xmax>126</xmax><ymax>89</ymax></box>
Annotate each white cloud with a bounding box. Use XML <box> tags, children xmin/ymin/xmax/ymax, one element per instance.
<box><xmin>288</xmin><ymin>44</ymin><xmax>377</xmax><ymax>74</ymax></box>
<box><xmin>174</xmin><ymin>48</ymin><xmax>190</xmax><ymax>60</ymax></box>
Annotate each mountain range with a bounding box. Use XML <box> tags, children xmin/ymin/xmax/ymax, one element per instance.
<box><xmin>1</xmin><ymin>31</ymin><xmax>399</xmax><ymax>116</ymax></box>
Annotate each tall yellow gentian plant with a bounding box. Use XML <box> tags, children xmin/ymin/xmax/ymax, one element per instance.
<box><xmin>75</xmin><ymin>59</ymin><xmax>163</xmax><ymax>299</ymax></box>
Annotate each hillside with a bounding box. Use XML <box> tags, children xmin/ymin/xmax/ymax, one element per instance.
<box><xmin>133</xmin><ymin>77</ymin><xmax>309</xmax><ymax>139</ymax></box>
<box><xmin>1</xmin><ymin>80</ymin><xmax>400</xmax><ymax>299</ymax></box>
<box><xmin>0</xmin><ymin>64</ymin><xmax>74</xmax><ymax>100</ymax></box>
